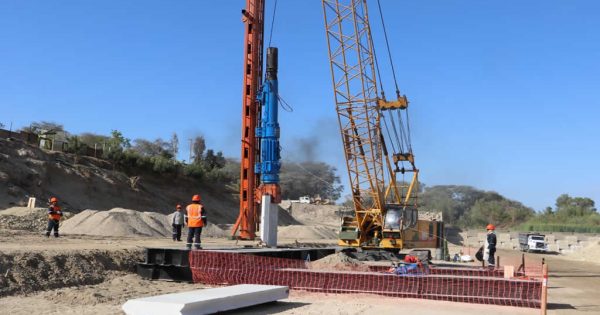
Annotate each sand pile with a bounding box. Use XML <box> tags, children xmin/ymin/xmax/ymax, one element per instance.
<box><xmin>310</xmin><ymin>252</ymin><xmax>370</xmax><ymax>271</ymax></box>
<box><xmin>61</xmin><ymin>208</ymin><xmax>172</xmax><ymax>237</ymax></box>
<box><xmin>567</xmin><ymin>240</ymin><xmax>600</xmax><ymax>264</ymax></box>
<box><xmin>285</xmin><ymin>204</ymin><xmax>341</xmax><ymax>226</ymax></box>
<box><xmin>60</xmin><ymin>208</ymin><xmax>228</xmax><ymax>238</ymax></box>
<box><xmin>277</xmin><ymin>225</ymin><xmax>338</xmax><ymax>240</ymax></box>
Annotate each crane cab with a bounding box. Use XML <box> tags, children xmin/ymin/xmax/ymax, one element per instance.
<box><xmin>378</xmin><ymin>204</ymin><xmax>418</xmax><ymax>249</ymax></box>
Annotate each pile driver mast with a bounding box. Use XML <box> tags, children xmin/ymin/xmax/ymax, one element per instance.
<box><xmin>232</xmin><ymin>0</ymin><xmax>281</xmax><ymax>242</ymax></box>
<box><xmin>322</xmin><ymin>0</ymin><xmax>422</xmax><ymax>249</ymax></box>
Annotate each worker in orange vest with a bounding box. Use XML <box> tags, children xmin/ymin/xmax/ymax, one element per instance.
<box><xmin>46</xmin><ymin>197</ymin><xmax>63</xmax><ymax>238</ymax></box>
<box><xmin>185</xmin><ymin>194</ymin><xmax>207</xmax><ymax>250</ymax></box>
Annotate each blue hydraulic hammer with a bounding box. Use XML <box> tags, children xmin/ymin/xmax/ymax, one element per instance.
<box><xmin>255</xmin><ymin>47</ymin><xmax>281</xmax><ymax>190</ymax></box>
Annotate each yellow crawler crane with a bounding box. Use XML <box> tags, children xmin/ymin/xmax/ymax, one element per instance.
<box><xmin>322</xmin><ymin>0</ymin><xmax>443</xmax><ymax>250</ymax></box>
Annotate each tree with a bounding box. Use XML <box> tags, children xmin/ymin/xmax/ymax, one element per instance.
<box><xmin>108</xmin><ymin>130</ymin><xmax>131</xmax><ymax>150</ymax></box>
<box><xmin>279</xmin><ymin>161</ymin><xmax>343</xmax><ymax>200</ymax></box>
<box><xmin>555</xmin><ymin>194</ymin><xmax>597</xmax><ymax>217</ymax></box>
<box><xmin>170</xmin><ymin>133</ymin><xmax>179</xmax><ymax>158</ymax></box>
<box><xmin>131</xmin><ymin>138</ymin><xmax>172</xmax><ymax>158</ymax></box>
<box><xmin>202</xmin><ymin>149</ymin><xmax>226</xmax><ymax>169</ymax></box>
<box><xmin>466</xmin><ymin>199</ymin><xmax>534</xmax><ymax>228</ymax></box>
<box><xmin>419</xmin><ymin>185</ymin><xmax>535</xmax><ymax>228</ymax></box>
<box><xmin>20</xmin><ymin>121</ymin><xmax>64</xmax><ymax>134</ymax></box>
<box><xmin>192</xmin><ymin>136</ymin><xmax>206</xmax><ymax>163</ymax></box>
<box><xmin>0</xmin><ymin>122</ymin><xmax>4</xmax><ymax>129</ymax></box>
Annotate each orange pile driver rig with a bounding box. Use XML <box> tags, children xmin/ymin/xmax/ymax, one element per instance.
<box><xmin>231</xmin><ymin>0</ymin><xmax>281</xmax><ymax>241</ymax></box>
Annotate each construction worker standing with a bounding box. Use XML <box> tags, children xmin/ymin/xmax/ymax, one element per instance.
<box><xmin>185</xmin><ymin>195</ymin><xmax>207</xmax><ymax>250</ymax></box>
<box><xmin>171</xmin><ymin>204</ymin><xmax>184</xmax><ymax>241</ymax></box>
<box><xmin>46</xmin><ymin>197</ymin><xmax>63</xmax><ymax>238</ymax></box>
<box><xmin>484</xmin><ymin>224</ymin><xmax>497</xmax><ymax>267</ymax></box>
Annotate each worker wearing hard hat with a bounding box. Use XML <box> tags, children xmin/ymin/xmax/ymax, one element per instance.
<box><xmin>46</xmin><ymin>197</ymin><xmax>63</xmax><ymax>238</ymax></box>
<box><xmin>171</xmin><ymin>204</ymin><xmax>184</xmax><ymax>242</ymax></box>
<box><xmin>483</xmin><ymin>224</ymin><xmax>497</xmax><ymax>267</ymax></box>
<box><xmin>185</xmin><ymin>195</ymin><xmax>207</xmax><ymax>250</ymax></box>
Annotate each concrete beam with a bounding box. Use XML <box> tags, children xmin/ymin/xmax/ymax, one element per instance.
<box><xmin>122</xmin><ymin>284</ymin><xmax>289</xmax><ymax>315</ymax></box>
<box><xmin>260</xmin><ymin>195</ymin><xmax>278</xmax><ymax>247</ymax></box>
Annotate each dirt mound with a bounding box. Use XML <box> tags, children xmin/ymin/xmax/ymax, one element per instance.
<box><xmin>567</xmin><ymin>240</ymin><xmax>600</xmax><ymax>263</ymax></box>
<box><xmin>284</xmin><ymin>203</ymin><xmax>341</xmax><ymax>226</ymax></box>
<box><xmin>61</xmin><ymin>208</ymin><xmax>171</xmax><ymax>237</ymax></box>
<box><xmin>61</xmin><ymin>208</ymin><xmax>229</xmax><ymax>238</ymax></box>
<box><xmin>0</xmin><ymin>207</ymin><xmax>45</xmax><ymax>216</ymax></box>
<box><xmin>0</xmin><ymin>207</ymin><xmax>73</xmax><ymax>231</ymax></box>
<box><xmin>310</xmin><ymin>252</ymin><xmax>370</xmax><ymax>271</ymax></box>
<box><xmin>0</xmin><ymin>249</ymin><xmax>141</xmax><ymax>297</ymax></box>
<box><xmin>277</xmin><ymin>225</ymin><xmax>338</xmax><ymax>240</ymax></box>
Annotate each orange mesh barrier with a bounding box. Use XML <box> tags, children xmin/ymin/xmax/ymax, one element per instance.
<box><xmin>189</xmin><ymin>251</ymin><xmax>543</xmax><ymax>308</ymax></box>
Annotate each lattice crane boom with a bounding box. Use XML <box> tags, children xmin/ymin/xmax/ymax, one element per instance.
<box><xmin>322</xmin><ymin>0</ymin><xmax>420</xmax><ymax>249</ymax></box>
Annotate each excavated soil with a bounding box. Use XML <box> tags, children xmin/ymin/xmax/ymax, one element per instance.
<box><xmin>0</xmin><ymin>207</ymin><xmax>73</xmax><ymax>231</ymax></box>
<box><xmin>310</xmin><ymin>252</ymin><xmax>370</xmax><ymax>272</ymax></box>
<box><xmin>0</xmin><ymin>249</ymin><xmax>142</xmax><ymax>297</ymax></box>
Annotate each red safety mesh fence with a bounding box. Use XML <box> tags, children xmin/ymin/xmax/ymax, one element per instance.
<box><xmin>457</xmin><ymin>246</ymin><xmax>545</xmax><ymax>278</ymax></box>
<box><xmin>189</xmin><ymin>251</ymin><xmax>543</xmax><ymax>308</ymax></box>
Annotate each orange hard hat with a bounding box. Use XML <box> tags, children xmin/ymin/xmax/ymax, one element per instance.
<box><xmin>176</xmin><ymin>204</ymin><xmax>182</xmax><ymax>209</ymax></box>
<box><xmin>50</xmin><ymin>197</ymin><xmax>58</xmax><ymax>203</ymax></box>
<box><xmin>486</xmin><ymin>224</ymin><xmax>495</xmax><ymax>230</ymax></box>
<box><xmin>192</xmin><ymin>194</ymin><xmax>201</xmax><ymax>202</ymax></box>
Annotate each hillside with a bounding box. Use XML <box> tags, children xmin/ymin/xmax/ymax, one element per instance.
<box><xmin>0</xmin><ymin>138</ymin><xmax>241</xmax><ymax>223</ymax></box>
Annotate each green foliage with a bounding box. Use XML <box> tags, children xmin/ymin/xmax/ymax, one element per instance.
<box><xmin>183</xmin><ymin>159</ymin><xmax>235</xmax><ymax>183</ymax></box>
<box><xmin>78</xmin><ymin>132</ymin><xmax>110</xmax><ymax>147</ymax></box>
<box><xmin>183</xmin><ymin>163</ymin><xmax>205</xmax><ymax>179</ymax></box>
<box><xmin>131</xmin><ymin>138</ymin><xmax>174</xmax><ymax>159</ymax></box>
<box><xmin>65</xmin><ymin>136</ymin><xmax>90</xmax><ymax>155</ymax></box>
<box><xmin>149</xmin><ymin>155</ymin><xmax>178</xmax><ymax>173</ymax></box>
<box><xmin>555</xmin><ymin>194</ymin><xmax>597</xmax><ymax>217</ymax></box>
<box><xmin>420</xmin><ymin>185</ymin><xmax>534</xmax><ymax>228</ymax></box>
<box><xmin>520</xmin><ymin>194</ymin><xmax>599</xmax><ymax>232</ymax></box>
<box><xmin>279</xmin><ymin>161</ymin><xmax>343</xmax><ymax>200</ymax></box>
<box><xmin>465</xmin><ymin>199</ymin><xmax>534</xmax><ymax>228</ymax></box>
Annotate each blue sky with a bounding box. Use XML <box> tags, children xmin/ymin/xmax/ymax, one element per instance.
<box><xmin>1</xmin><ymin>0</ymin><xmax>599</xmax><ymax>210</ymax></box>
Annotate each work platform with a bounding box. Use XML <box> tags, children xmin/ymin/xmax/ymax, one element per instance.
<box><xmin>137</xmin><ymin>246</ymin><xmax>337</xmax><ymax>282</ymax></box>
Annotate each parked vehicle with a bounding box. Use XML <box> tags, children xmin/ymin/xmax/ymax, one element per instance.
<box><xmin>518</xmin><ymin>233</ymin><xmax>548</xmax><ymax>252</ymax></box>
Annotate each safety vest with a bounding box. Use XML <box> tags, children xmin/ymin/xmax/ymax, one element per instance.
<box><xmin>186</xmin><ymin>203</ymin><xmax>204</xmax><ymax>227</ymax></box>
<box><xmin>48</xmin><ymin>205</ymin><xmax>62</xmax><ymax>220</ymax></box>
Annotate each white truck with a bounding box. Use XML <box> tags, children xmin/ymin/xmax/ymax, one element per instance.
<box><xmin>518</xmin><ymin>233</ymin><xmax>548</xmax><ymax>252</ymax></box>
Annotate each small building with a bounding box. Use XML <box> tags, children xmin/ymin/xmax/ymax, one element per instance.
<box><xmin>39</xmin><ymin>129</ymin><xmax>68</xmax><ymax>152</ymax></box>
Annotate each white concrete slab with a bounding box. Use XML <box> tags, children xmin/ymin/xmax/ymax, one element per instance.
<box><xmin>122</xmin><ymin>284</ymin><xmax>289</xmax><ymax>315</ymax></box>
